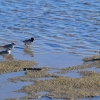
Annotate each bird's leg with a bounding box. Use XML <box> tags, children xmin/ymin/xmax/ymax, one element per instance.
<box><xmin>3</xmin><ymin>56</ymin><xmax>6</xmax><ymax>60</ymax></box>
<box><xmin>25</xmin><ymin>44</ymin><xmax>28</xmax><ymax>48</ymax></box>
<box><xmin>4</xmin><ymin>56</ymin><xmax>6</xmax><ymax>59</ymax></box>
<box><xmin>3</xmin><ymin>56</ymin><xmax>8</xmax><ymax>60</ymax></box>
<box><xmin>6</xmin><ymin>56</ymin><xmax>8</xmax><ymax>60</ymax></box>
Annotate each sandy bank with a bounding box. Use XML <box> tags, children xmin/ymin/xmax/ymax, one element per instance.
<box><xmin>0</xmin><ymin>55</ymin><xmax>100</xmax><ymax>100</ymax></box>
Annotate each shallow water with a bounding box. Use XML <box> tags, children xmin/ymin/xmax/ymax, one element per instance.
<box><xmin>0</xmin><ymin>71</ymin><xmax>25</xmax><ymax>84</ymax></box>
<box><xmin>0</xmin><ymin>71</ymin><xmax>32</xmax><ymax>100</ymax></box>
<box><xmin>83</xmin><ymin>67</ymin><xmax>100</xmax><ymax>72</ymax></box>
<box><xmin>0</xmin><ymin>0</ymin><xmax>100</xmax><ymax>99</ymax></box>
<box><xmin>37</xmin><ymin>77</ymin><xmax>54</xmax><ymax>80</ymax></box>
<box><xmin>0</xmin><ymin>0</ymin><xmax>100</xmax><ymax>67</ymax></box>
<box><xmin>62</xmin><ymin>70</ymin><xmax>81</xmax><ymax>78</ymax></box>
<box><xmin>33</xmin><ymin>96</ymin><xmax>65</xmax><ymax>100</ymax></box>
<box><xmin>78</xmin><ymin>96</ymin><xmax>100</xmax><ymax>100</ymax></box>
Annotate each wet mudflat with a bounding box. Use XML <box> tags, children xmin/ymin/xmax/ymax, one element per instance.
<box><xmin>0</xmin><ymin>55</ymin><xmax>100</xmax><ymax>100</ymax></box>
<box><xmin>0</xmin><ymin>60</ymin><xmax>36</xmax><ymax>74</ymax></box>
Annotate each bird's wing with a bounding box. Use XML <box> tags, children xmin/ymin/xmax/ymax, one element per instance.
<box><xmin>0</xmin><ymin>51</ymin><xmax>6</xmax><ymax>55</ymax></box>
<box><xmin>23</xmin><ymin>39</ymin><xmax>30</xmax><ymax>42</ymax></box>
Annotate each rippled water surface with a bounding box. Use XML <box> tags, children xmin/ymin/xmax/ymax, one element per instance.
<box><xmin>0</xmin><ymin>0</ymin><xmax>100</xmax><ymax>100</ymax></box>
<box><xmin>0</xmin><ymin>0</ymin><xmax>100</xmax><ymax>66</ymax></box>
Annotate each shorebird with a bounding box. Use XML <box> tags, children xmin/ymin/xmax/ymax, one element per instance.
<box><xmin>0</xmin><ymin>48</ymin><xmax>11</xmax><ymax>59</ymax></box>
<box><xmin>22</xmin><ymin>37</ymin><xmax>34</xmax><ymax>47</ymax></box>
<box><xmin>0</xmin><ymin>42</ymin><xmax>16</xmax><ymax>50</ymax></box>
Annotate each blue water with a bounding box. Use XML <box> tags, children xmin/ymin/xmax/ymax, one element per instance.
<box><xmin>0</xmin><ymin>1</ymin><xmax>100</xmax><ymax>99</ymax></box>
<box><xmin>78</xmin><ymin>96</ymin><xmax>100</xmax><ymax>100</ymax></box>
<box><xmin>0</xmin><ymin>71</ymin><xmax>32</xmax><ymax>100</ymax></box>
<box><xmin>0</xmin><ymin>0</ymin><xmax>100</xmax><ymax>56</ymax></box>
<box><xmin>0</xmin><ymin>0</ymin><xmax>99</xmax><ymax>67</ymax></box>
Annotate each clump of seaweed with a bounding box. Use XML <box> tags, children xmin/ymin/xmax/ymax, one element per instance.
<box><xmin>83</xmin><ymin>55</ymin><xmax>100</xmax><ymax>62</ymax></box>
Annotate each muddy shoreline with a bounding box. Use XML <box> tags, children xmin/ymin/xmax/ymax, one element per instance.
<box><xmin>0</xmin><ymin>55</ymin><xmax>100</xmax><ymax>100</ymax></box>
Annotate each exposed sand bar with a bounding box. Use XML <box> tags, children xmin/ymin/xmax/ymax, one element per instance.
<box><xmin>0</xmin><ymin>56</ymin><xmax>100</xmax><ymax>100</ymax></box>
<box><xmin>0</xmin><ymin>60</ymin><xmax>37</xmax><ymax>74</ymax></box>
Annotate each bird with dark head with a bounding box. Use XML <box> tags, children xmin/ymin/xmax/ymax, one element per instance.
<box><xmin>0</xmin><ymin>42</ymin><xmax>16</xmax><ymax>50</ymax></box>
<box><xmin>0</xmin><ymin>48</ymin><xmax>11</xmax><ymax>59</ymax></box>
<box><xmin>31</xmin><ymin>37</ymin><xmax>34</xmax><ymax>42</ymax></box>
<box><xmin>22</xmin><ymin>37</ymin><xmax>34</xmax><ymax>47</ymax></box>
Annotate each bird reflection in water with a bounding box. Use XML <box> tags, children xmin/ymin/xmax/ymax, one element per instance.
<box><xmin>23</xmin><ymin>47</ymin><xmax>34</xmax><ymax>57</ymax></box>
<box><xmin>6</xmin><ymin>54</ymin><xmax>14</xmax><ymax>60</ymax></box>
<box><xmin>1</xmin><ymin>54</ymin><xmax>14</xmax><ymax>61</ymax></box>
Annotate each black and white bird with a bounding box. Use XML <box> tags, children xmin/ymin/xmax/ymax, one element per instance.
<box><xmin>0</xmin><ymin>48</ymin><xmax>11</xmax><ymax>58</ymax></box>
<box><xmin>22</xmin><ymin>37</ymin><xmax>34</xmax><ymax>47</ymax></box>
<box><xmin>0</xmin><ymin>42</ymin><xmax>16</xmax><ymax>50</ymax></box>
